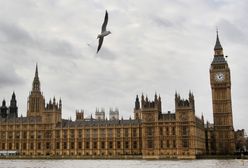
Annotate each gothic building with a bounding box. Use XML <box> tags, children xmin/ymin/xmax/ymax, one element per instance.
<box><xmin>0</xmin><ymin>92</ymin><xmax>18</xmax><ymax>119</ymax></box>
<box><xmin>0</xmin><ymin>32</ymin><xmax>241</xmax><ymax>158</ymax></box>
<box><xmin>0</xmin><ymin>64</ymin><xmax>205</xmax><ymax>159</ymax></box>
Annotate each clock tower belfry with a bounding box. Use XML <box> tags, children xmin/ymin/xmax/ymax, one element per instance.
<box><xmin>209</xmin><ymin>31</ymin><xmax>235</xmax><ymax>154</ymax></box>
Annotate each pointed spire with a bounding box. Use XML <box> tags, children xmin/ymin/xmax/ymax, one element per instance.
<box><xmin>10</xmin><ymin>91</ymin><xmax>17</xmax><ymax>107</ymax></box>
<box><xmin>136</xmin><ymin>95</ymin><xmax>139</xmax><ymax>101</ymax></box>
<box><xmin>141</xmin><ymin>93</ymin><xmax>144</xmax><ymax>101</ymax></box>
<box><xmin>32</xmin><ymin>63</ymin><xmax>41</xmax><ymax>91</ymax></box>
<box><xmin>2</xmin><ymin>99</ymin><xmax>6</xmax><ymax>106</ymax></box>
<box><xmin>154</xmin><ymin>92</ymin><xmax>158</xmax><ymax>101</ymax></box>
<box><xmin>214</xmin><ymin>29</ymin><xmax>223</xmax><ymax>51</ymax></box>
<box><xmin>201</xmin><ymin>113</ymin><xmax>204</xmax><ymax>121</ymax></box>
<box><xmin>35</xmin><ymin>63</ymin><xmax>38</xmax><ymax>77</ymax></box>
<box><xmin>12</xmin><ymin>91</ymin><xmax>16</xmax><ymax>99</ymax></box>
<box><xmin>59</xmin><ymin>98</ymin><xmax>62</xmax><ymax>109</ymax></box>
<box><xmin>135</xmin><ymin>94</ymin><xmax>140</xmax><ymax>110</ymax></box>
<box><xmin>53</xmin><ymin>96</ymin><xmax>56</xmax><ymax>104</ymax></box>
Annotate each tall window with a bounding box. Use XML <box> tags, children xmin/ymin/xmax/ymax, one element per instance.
<box><xmin>147</xmin><ymin>127</ymin><xmax>153</xmax><ymax>136</ymax></box>
<box><xmin>108</xmin><ymin>129</ymin><xmax>113</xmax><ymax>138</ymax></box>
<box><xmin>85</xmin><ymin>142</ymin><xmax>90</xmax><ymax>149</ymax></box>
<box><xmin>125</xmin><ymin>141</ymin><xmax>129</xmax><ymax>149</ymax></box>
<box><xmin>38</xmin><ymin>142</ymin><xmax>41</xmax><ymax>149</ymax></box>
<box><xmin>182</xmin><ymin>126</ymin><xmax>188</xmax><ymax>136</ymax></box>
<box><xmin>133</xmin><ymin>141</ymin><xmax>137</xmax><ymax>149</ymax></box>
<box><xmin>167</xmin><ymin>140</ymin><xmax>170</xmax><ymax>148</ymax></box>
<box><xmin>56</xmin><ymin>130</ymin><xmax>60</xmax><ymax>139</ymax></box>
<box><xmin>116</xmin><ymin>129</ymin><xmax>121</xmax><ymax>137</ymax></box>
<box><xmin>125</xmin><ymin>129</ymin><xmax>129</xmax><ymax>137</ymax></box>
<box><xmin>78</xmin><ymin>129</ymin><xmax>82</xmax><ymax>138</ymax></box>
<box><xmin>160</xmin><ymin>127</ymin><xmax>163</xmax><ymax>136</ymax></box>
<box><xmin>63</xmin><ymin>142</ymin><xmax>67</xmax><ymax>149</ymax></box>
<box><xmin>93</xmin><ymin>129</ymin><xmax>98</xmax><ymax>138</ymax></box>
<box><xmin>109</xmin><ymin>141</ymin><xmax>113</xmax><ymax>149</ymax></box>
<box><xmin>100</xmin><ymin>129</ymin><xmax>105</xmax><ymax>137</ymax></box>
<box><xmin>30</xmin><ymin>143</ymin><xmax>34</xmax><ymax>150</ymax></box>
<box><xmin>147</xmin><ymin>140</ymin><xmax>153</xmax><ymax>149</ymax></box>
<box><xmin>63</xmin><ymin>130</ymin><xmax>67</xmax><ymax>139</ymax></box>
<box><xmin>78</xmin><ymin>142</ymin><xmax>82</xmax><ymax>149</ymax></box>
<box><xmin>182</xmin><ymin>139</ymin><xmax>188</xmax><ymax>148</ymax></box>
<box><xmin>160</xmin><ymin>140</ymin><xmax>163</xmax><ymax>148</ymax></box>
<box><xmin>117</xmin><ymin>141</ymin><xmax>121</xmax><ymax>149</ymax></box>
<box><xmin>46</xmin><ymin>142</ymin><xmax>50</xmax><ymax>149</ymax></box>
<box><xmin>172</xmin><ymin>127</ymin><xmax>175</xmax><ymax>135</ymax></box>
<box><xmin>173</xmin><ymin>140</ymin><xmax>176</xmax><ymax>148</ymax></box>
<box><xmin>70</xmin><ymin>129</ymin><xmax>74</xmax><ymax>139</ymax></box>
<box><xmin>101</xmin><ymin>141</ymin><xmax>105</xmax><ymax>149</ymax></box>
<box><xmin>93</xmin><ymin>142</ymin><xmax>97</xmax><ymax>149</ymax></box>
<box><xmin>133</xmin><ymin>128</ymin><xmax>137</xmax><ymax>137</ymax></box>
<box><xmin>56</xmin><ymin>142</ymin><xmax>60</xmax><ymax>149</ymax></box>
<box><xmin>85</xmin><ymin>129</ymin><xmax>90</xmax><ymax>138</ymax></box>
<box><xmin>70</xmin><ymin>142</ymin><xmax>74</xmax><ymax>149</ymax></box>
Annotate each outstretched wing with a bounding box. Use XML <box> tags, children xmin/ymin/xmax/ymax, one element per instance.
<box><xmin>97</xmin><ymin>37</ymin><xmax>104</xmax><ymax>53</ymax></box>
<box><xmin>101</xmin><ymin>10</ymin><xmax>108</xmax><ymax>32</ymax></box>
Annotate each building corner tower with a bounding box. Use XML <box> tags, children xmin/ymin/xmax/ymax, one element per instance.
<box><xmin>209</xmin><ymin>31</ymin><xmax>235</xmax><ymax>154</ymax></box>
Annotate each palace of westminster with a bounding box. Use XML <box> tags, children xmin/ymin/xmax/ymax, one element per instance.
<box><xmin>0</xmin><ymin>33</ymin><xmax>243</xmax><ymax>159</ymax></box>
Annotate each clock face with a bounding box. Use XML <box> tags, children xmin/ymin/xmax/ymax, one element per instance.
<box><xmin>215</xmin><ymin>72</ymin><xmax>225</xmax><ymax>82</ymax></box>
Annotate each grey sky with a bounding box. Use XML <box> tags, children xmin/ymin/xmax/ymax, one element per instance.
<box><xmin>0</xmin><ymin>0</ymin><xmax>247</xmax><ymax>130</ymax></box>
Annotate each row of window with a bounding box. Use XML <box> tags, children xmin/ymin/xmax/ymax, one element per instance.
<box><xmin>147</xmin><ymin>140</ymin><xmax>177</xmax><ymax>149</ymax></box>
<box><xmin>0</xmin><ymin>128</ymin><xmax>139</xmax><ymax>139</ymax></box>
<box><xmin>0</xmin><ymin>141</ymin><xmax>139</xmax><ymax>150</ymax></box>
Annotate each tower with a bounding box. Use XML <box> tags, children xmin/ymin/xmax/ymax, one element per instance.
<box><xmin>27</xmin><ymin>64</ymin><xmax>45</xmax><ymax>117</ymax></box>
<box><xmin>134</xmin><ymin>94</ymin><xmax>162</xmax><ymax>158</ymax></box>
<box><xmin>209</xmin><ymin>31</ymin><xmax>235</xmax><ymax>154</ymax></box>
<box><xmin>9</xmin><ymin>92</ymin><xmax>18</xmax><ymax>118</ymax></box>
<box><xmin>175</xmin><ymin>92</ymin><xmax>198</xmax><ymax>158</ymax></box>
<box><xmin>0</xmin><ymin>99</ymin><xmax>8</xmax><ymax>118</ymax></box>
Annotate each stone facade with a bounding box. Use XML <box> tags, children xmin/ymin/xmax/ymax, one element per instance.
<box><xmin>0</xmin><ymin>65</ymin><xmax>205</xmax><ymax>159</ymax></box>
<box><xmin>0</xmin><ymin>33</ymin><xmax>241</xmax><ymax>158</ymax></box>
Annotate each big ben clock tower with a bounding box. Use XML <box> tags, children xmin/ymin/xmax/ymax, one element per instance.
<box><xmin>210</xmin><ymin>31</ymin><xmax>235</xmax><ymax>154</ymax></box>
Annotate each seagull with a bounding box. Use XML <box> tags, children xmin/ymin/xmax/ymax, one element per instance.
<box><xmin>97</xmin><ymin>10</ymin><xmax>111</xmax><ymax>53</ymax></box>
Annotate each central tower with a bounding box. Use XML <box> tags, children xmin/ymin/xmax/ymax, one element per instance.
<box><xmin>209</xmin><ymin>32</ymin><xmax>235</xmax><ymax>154</ymax></box>
<box><xmin>27</xmin><ymin>64</ymin><xmax>45</xmax><ymax>117</ymax></box>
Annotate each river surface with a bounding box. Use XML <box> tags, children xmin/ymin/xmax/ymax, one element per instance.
<box><xmin>0</xmin><ymin>159</ymin><xmax>247</xmax><ymax>168</ymax></box>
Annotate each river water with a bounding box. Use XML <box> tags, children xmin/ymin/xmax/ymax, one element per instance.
<box><xmin>0</xmin><ymin>159</ymin><xmax>247</xmax><ymax>168</ymax></box>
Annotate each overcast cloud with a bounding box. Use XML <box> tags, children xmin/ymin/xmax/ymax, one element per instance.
<box><xmin>0</xmin><ymin>0</ymin><xmax>247</xmax><ymax>131</ymax></box>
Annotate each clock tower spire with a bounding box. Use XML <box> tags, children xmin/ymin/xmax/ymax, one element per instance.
<box><xmin>210</xmin><ymin>31</ymin><xmax>235</xmax><ymax>154</ymax></box>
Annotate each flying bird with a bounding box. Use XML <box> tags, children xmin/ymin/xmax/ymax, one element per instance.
<box><xmin>97</xmin><ymin>10</ymin><xmax>111</xmax><ymax>53</ymax></box>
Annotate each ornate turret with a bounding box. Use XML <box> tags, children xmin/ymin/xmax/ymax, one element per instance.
<box><xmin>135</xmin><ymin>95</ymin><xmax>140</xmax><ymax>110</ymax></box>
<box><xmin>189</xmin><ymin>91</ymin><xmax>195</xmax><ymax>113</ymax></box>
<box><xmin>2</xmin><ymin>99</ymin><xmax>6</xmax><ymax>107</ymax></box>
<box><xmin>9</xmin><ymin>92</ymin><xmax>18</xmax><ymax>118</ymax></box>
<box><xmin>59</xmin><ymin>98</ymin><xmax>62</xmax><ymax>110</ymax></box>
<box><xmin>10</xmin><ymin>92</ymin><xmax>16</xmax><ymax>106</ymax></box>
<box><xmin>109</xmin><ymin>108</ymin><xmax>119</xmax><ymax>120</ymax></box>
<box><xmin>0</xmin><ymin>99</ymin><xmax>8</xmax><ymax>118</ymax></box>
<box><xmin>175</xmin><ymin>91</ymin><xmax>195</xmax><ymax>109</ymax></box>
<box><xmin>76</xmin><ymin>110</ymin><xmax>84</xmax><ymax>120</ymax></box>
